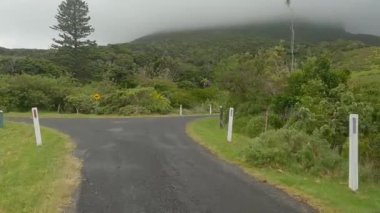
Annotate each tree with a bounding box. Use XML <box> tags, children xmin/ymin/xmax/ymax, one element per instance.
<box><xmin>51</xmin><ymin>0</ymin><xmax>95</xmax><ymax>49</ymax></box>
<box><xmin>51</xmin><ymin>0</ymin><xmax>95</xmax><ymax>81</ymax></box>
<box><xmin>215</xmin><ymin>45</ymin><xmax>288</xmax><ymax>109</ymax></box>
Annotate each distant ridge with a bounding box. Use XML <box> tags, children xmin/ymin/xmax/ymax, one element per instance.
<box><xmin>133</xmin><ymin>20</ymin><xmax>380</xmax><ymax>46</ymax></box>
<box><xmin>0</xmin><ymin>46</ymin><xmax>49</xmax><ymax>57</ymax></box>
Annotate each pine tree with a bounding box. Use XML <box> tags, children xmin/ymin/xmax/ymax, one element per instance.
<box><xmin>51</xmin><ymin>0</ymin><xmax>95</xmax><ymax>49</ymax></box>
<box><xmin>51</xmin><ymin>0</ymin><xmax>96</xmax><ymax>81</ymax></box>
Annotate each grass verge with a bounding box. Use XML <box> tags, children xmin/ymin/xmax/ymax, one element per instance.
<box><xmin>187</xmin><ymin>118</ymin><xmax>380</xmax><ymax>213</ymax></box>
<box><xmin>0</xmin><ymin>122</ymin><xmax>81</xmax><ymax>213</ymax></box>
<box><xmin>5</xmin><ymin>112</ymin><xmax>214</xmax><ymax>119</ymax></box>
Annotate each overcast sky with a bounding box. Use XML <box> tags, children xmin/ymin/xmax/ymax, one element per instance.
<box><xmin>0</xmin><ymin>0</ymin><xmax>379</xmax><ymax>49</ymax></box>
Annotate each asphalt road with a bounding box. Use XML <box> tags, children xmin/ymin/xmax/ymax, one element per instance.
<box><xmin>19</xmin><ymin>117</ymin><xmax>315</xmax><ymax>213</ymax></box>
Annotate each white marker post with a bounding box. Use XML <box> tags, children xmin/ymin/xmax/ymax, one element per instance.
<box><xmin>227</xmin><ymin>107</ymin><xmax>234</xmax><ymax>143</ymax></box>
<box><xmin>209</xmin><ymin>104</ymin><xmax>212</xmax><ymax>115</ymax></box>
<box><xmin>0</xmin><ymin>110</ymin><xmax>4</xmax><ymax>128</ymax></box>
<box><xmin>180</xmin><ymin>105</ymin><xmax>183</xmax><ymax>116</ymax></box>
<box><xmin>32</xmin><ymin>107</ymin><xmax>42</xmax><ymax>146</ymax></box>
<box><xmin>349</xmin><ymin>114</ymin><xmax>359</xmax><ymax>191</ymax></box>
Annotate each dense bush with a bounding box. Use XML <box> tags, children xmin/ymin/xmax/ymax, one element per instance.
<box><xmin>64</xmin><ymin>81</ymin><xmax>118</xmax><ymax>114</ymax></box>
<box><xmin>139</xmin><ymin>78</ymin><xmax>219</xmax><ymax>109</ymax></box>
<box><xmin>166</xmin><ymin>89</ymin><xmax>197</xmax><ymax>108</ymax></box>
<box><xmin>0</xmin><ymin>75</ymin><xmax>174</xmax><ymax>115</ymax></box>
<box><xmin>118</xmin><ymin>105</ymin><xmax>150</xmax><ymax>115</ymax></box>
<box><xmin>65</xmin><ymin>92</ymin><xmax>97</xmax><ymax>114</ymax></box>
<box><xmin>235</xmin><ymin>116</ymin><xmax>266</xmax><ymax>138</ymax></box>
<box><xmin>234</xmin><ymin>113</ymin><xmax>285</xmax><ymax>138</ymax></box>
<box><xmin>219</xmin><ymin>54</ymin><xmax>380</xmax><ymax>179</ymax></box>
<box><xmin>100</xmin><ymin>87</ymin><xmax>172</xmax><ymax>115</ymax></box>
<box><xmin>245</xmin><ymin>128</ymin><xmax>342</xmax><ymax>176</ymax></box>
<box><xmin>0</xmin><ymin>74</ymin><xmax>74</xmax><ymax>112</ymax></box>
<box><xmin>0</xmin><ymin>58</ymin><xmax>68</xmax><ymax>77</ymax></box>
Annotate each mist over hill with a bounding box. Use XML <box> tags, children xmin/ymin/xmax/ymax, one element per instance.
<box><xmin>2</xmin><ymin>20</ymin><xmax>380</xmax><ymax>54</ymax></box>
<box><xmin>133</xmin><ymin>20</ymin><xmax>380</xmax><ymax>46</ymax></box>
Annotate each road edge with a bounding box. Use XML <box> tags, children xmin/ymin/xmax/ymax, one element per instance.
<box><xmin>44</xmin><ymin>127</ymin><xmax>83</xmax><ymax>213</ymax></box>
<box><xmin>186</xmin><ymin>118</ymin><xmax>323</xmax><ymax>213</ymax></box>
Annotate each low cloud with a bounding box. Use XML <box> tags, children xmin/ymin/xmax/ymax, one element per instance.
<box><xmin>0</xmin><ymin>0</ymin><xmax>379</xmax><ymax>49</ymax></box>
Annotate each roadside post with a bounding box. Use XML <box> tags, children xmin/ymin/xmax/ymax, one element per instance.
<box><xmin>349</xmin><ymin>114</ymin><xmax>359</xmax><ymax>191</ymax></box>
<box><xmin>0</xmin><ymin>110</ymin><xmax>4</xmax><ymax>128</ymax></box>
<box><xmin>219</xmin><ymin>106</ymin><xmax>224</xmax><ymax>128</ymax></box>
<box><xmin>32</xmin><ymin>107</ymin><xmax>42</xmax><ymax>146</ymax></box>
<box><xmin>227</xmin><ymin>107</ymin><xmax>234</xmax><ymax>143</ymax></box>
<box><xmin>209</xmin><ymin>104</ymin><xmax>212</xmax><ymax>115</ymax></box>
<box><xmin>180</xmin><ymin>105</ymin><xmax>183</xmax><ymax>116</ymax></box>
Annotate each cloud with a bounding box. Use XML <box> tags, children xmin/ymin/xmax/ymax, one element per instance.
<box><xmin>0</xmin><ymin>0</ymin><xmax>379</xmax><ymax>49</ymax></box>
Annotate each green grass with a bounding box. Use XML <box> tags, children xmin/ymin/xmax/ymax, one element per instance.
<box><xmin>0</xmin><ymin>122</ymin><xmax>81</xmax><ymax>213</ymax></box>
<box><xmin>350</xmin><ymin>69</ymin><xmax>380</xmax><ymax>108</ymax></box>
<box><xmin>187</xmin><ymin>118</ymin><xmax>380</xmax><ymax>213</ymax></box>
<box><xmin>335</xmin><ymin>47</ymin><xmax>380</xmax><ymax>71</ymax></box>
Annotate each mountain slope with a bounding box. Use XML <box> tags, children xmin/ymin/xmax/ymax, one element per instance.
<box><xmin>334</xmin><ymin>47</ymin><xmax>380</xmax><ymax>71</ymax></box>
<box><xmin>133</xmin><ymin>21</ymin><xmax>380</xmax><ymax>46</ymax></box>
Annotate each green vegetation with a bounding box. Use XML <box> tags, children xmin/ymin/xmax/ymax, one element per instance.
<box><xmin>214</xmin><ymin>49</ymin><xmax>380</xmax><ymax>179</ymax></box>
<box><xmin>1</xmin><ymin>17</ymin><xmax>379</xmax><ymax>117</ymax></box>
<box><xmin>246</xmin><ymin>129</ymin><xmax>341</xmax><ymax>175</ymax></box>
<box><xmin>51</xmin><ymin>0</ymin><xmax>96</xmax><ymax>81</ymax></box>
<box><xmin>0</xmin><ymin>75</ymin><xmax>217</xmax><ymax>115</ymax></box>
<box><xmin>0</xmin><ymin>122</ymin><xmax>81</xmax><ymax>213</ymax></box>
<box><xmin>188</xmin><ymin>118</ymin><xmax>380</xmax><ymax>213</ymax></box>
<box><xmin>350</xmin><ymin>69</ymin><xmax>380</xmax><ymax>107</ymax></box>
<box><xmin>334</xmin><ymin>47</ymin><xmax>380</xmax><ymax>71</ymax></box>
<box><xmin>0</xmin><ymin>0</ymin><xmax>379</xmax><ymax>210</ymax></box>
<box><xmin>51</xmin><ymin>0</ymin><xmax>95</xmax><ymax>50</ymax></box>
<box><xmin>3</xmin><ymin>112</ymin><xmax>211</xmax><ymax>119</ymax></box>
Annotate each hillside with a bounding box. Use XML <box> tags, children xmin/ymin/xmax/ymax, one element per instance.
<box><xmin>350</xmin><ymin>69</ymin><xmax>380</xmax><ymax>107</ymax></box>
<box><xmin>123</xmin><ymin>20</ymin><xmax>380</xmax><ymax>68</ymax></box>
<box><xmin>334</xmin><ymin>47</ymin><xmax>380</xmax><ymax>71</ymax></box>
<box><xmin>133</xmin><ymin>21</ymin><xmax>380</xmax><ymax>46</ymax></box>
<box><xmin>0</xmin><ymin>46</ymin><xmax>50</xmax><ymax>59</ymax></box>
<box><xmin>2</xmin><ymin>20</ymin><xmax>380</xmax><ymax>61</ymax></box>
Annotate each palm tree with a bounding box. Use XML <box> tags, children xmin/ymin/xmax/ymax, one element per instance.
<box><xmin>286</xmin><ymin>0</ymin><xmax>295</xmax><ymax>72</ymax></box>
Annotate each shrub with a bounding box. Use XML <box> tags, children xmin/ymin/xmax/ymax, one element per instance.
<box><xmin>190</xmin><ymin>88</ymin><xmax>218</xmax><ymax>102</ymax></box>
<box><xmin>119</xmin><ymin>106</ymin><xmax>150</xmax><ymax>115</ymax></box>
<box><xmin>65</xmin><ymin>93</ymin><xmax>96</xmax><ymax>114</ymax></box>
<box><xmin>235</xmin><ymin>113</ymin><xmax>283</xmax><ymax>138</ymax></box>
<box><xmin>0</xmin><ymin>58</ymin><xmax>68</xmax><ymax>77</ymax></box>
<box><xmin>0</xmin><ymin>74</ymin><xmax>74</xmax><ymax>112</ymax></box>
<box><xmin>177</xmin><ymin>80</ymin><xmax>196</xmax><ymax>89</ymax></box>
<box><xmin>245</xmin><ymin>128</ymin><xmax>342</xmax><ymax>176</ymax></box>
<box><xmin>146</xmin><ymin>90</ymin><xmax>172</xmax><ymax>113</ymax></box>
<box><xmin>101</xmin><ymin>87</ymin><xmax>172</xmax><ymax>114</ymax></box>
<box><xmin>168</xmin><ymin>89</ymin><xmax>198</xmax><ymax>108</ymax></box>
<box><xmin>235</xmin><ymin>116</ymin><xmax>266</xmax><ymax>138</ymax></box>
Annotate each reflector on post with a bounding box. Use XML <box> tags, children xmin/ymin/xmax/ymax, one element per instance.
<box><xmin>349</xmin><ymin>114</ymin><xmax>359</xmax><ymax>191</ymax></box>
<box><xmin>0</xmin><ymin>110</ymin><xmax>4</xmax><ymax>128</ymax></box>
<box><xmin>227</xmin><ymin>107</ymin><xmax>234</xmax><ymax>143</ymax></box>
<box><xmin>32</xmin><ymin>107</ymin><xmax>42</xmax><ymax>146</ymax></box>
